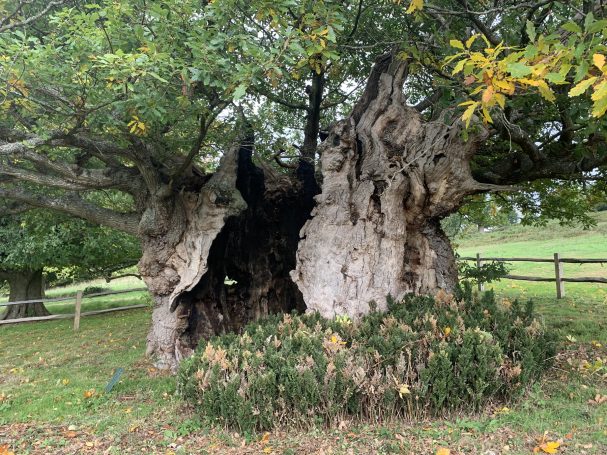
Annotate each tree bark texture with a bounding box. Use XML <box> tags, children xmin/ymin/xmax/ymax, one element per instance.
<box><xmin>140</xmin><ymin>54</ymin><xmax>491</xmax><ymax>369</ymax></box>
<box><xmin>292</xmin><ymin>54</ymin><xmax>488</xmax><ymax>319</ymax></box>
<box><xmin>0</xmin><ymin>269</ymin><xmax>49</xmax><ymax>319</ymax></box>
<box><xmin>139</xmin><ymin>142</ymin><xmax>317</xmax><ymax>370</ymax></box>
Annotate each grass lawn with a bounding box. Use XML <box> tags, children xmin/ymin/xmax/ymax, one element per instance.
<box><xmin>1</xmin><ymin>217</ymin><xmax>607</xmax><ymax>454</ymax></box>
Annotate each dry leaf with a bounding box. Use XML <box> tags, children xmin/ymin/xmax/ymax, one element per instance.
<box><xmin>261</xmin><ymin>432</ymin><xmax>271</xmax><ymax>444</ymax></box>
<box><xmin>83</xmin><ymin>389</ymin><xmax>96</xmax><ymax>399</ymax></box>
<box><xmin>538</xmin><ymin>441</ymin><xmax>560</xmax><ymax>454</ymax></box>
<box><xmin>65</xmin><ymin>430</ymin><xmax>78</xmax><ymax>439</ymax></box>
<box><xmin>436</xmin><ymin>448</ymin><xmax>451</xmax><ymax>455</ymax></box>
<box><xmin>0</xmin><ymin>445</ymin><xmax>15</xmax><ymax>455</ymax></box>
<box><xmin>263</xmin><ymin>447</ymin><xmax>273</xmax><ymax>454</ymax></box>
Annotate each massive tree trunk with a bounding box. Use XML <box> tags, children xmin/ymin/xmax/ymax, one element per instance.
<box><xmin>0</xmin><ymin>269</ymin><xmax>49</xmax><ymax>320</ymax></box>
<box><xmin>139</xmin><ymin>54</ymin><xmax>492</xmax><ymax>369</ymax></box>
<box><xmin>291</xmin><ymin>54</ymin><xmax>489</xmax><ymax>318</ymax></box>
<box><xmin>138</xmin><ymin>140</ymin><xmax>318</xmax><ymax>370</ymax></box>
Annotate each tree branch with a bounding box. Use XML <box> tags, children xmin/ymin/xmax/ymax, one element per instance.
<box><xmin>0</xmin><ymin>186</ymin><xmax>140</xmax><ymax>235</ymax></box>
<box><xmin>0</xmin><ymin>1</ymin><xmax>66</xmax><ymax>33</ymax></box>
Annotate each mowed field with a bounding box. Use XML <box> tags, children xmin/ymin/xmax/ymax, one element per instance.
<box><xmin>1</xmin><ymin>215</ymin><xmax>606</xmax><ymax>454</ymax></box>
<box><xmin>456</xmin><ymin>211</ymin><xmax>607</xmax><ymax>344</ymax></box>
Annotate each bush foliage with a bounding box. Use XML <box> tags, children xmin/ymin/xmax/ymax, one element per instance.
<box><xmin>178</xmin><ymin>288</ymin><xmax>555</xmax><ymax>431</ymax></box>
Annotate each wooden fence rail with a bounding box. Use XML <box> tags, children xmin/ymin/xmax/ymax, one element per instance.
<box><xmin>0</xmin><ymin>287</ymin><xmax>149</xmax><ymax>327</ymax></box>
<box><xmin>459</xmin><ymin>254</ymin><xmax>607</xmax><ymax>298</ymax></box>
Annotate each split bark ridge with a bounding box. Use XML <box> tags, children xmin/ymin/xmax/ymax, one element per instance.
<box><xmin>292</xmin><ymin>54</ymin><xmax>488</xmax><ymax>319</ymax></box>
<box><xmin>0</xmin><ymin>269</ymin><xmax>49</xmax><ymax>319</ymax></box>
<box><xmin>139</xmin><ymin>140</ymin><xmax>317</xmax><ymax>370</ymax></box>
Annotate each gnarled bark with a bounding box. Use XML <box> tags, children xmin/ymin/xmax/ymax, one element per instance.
<box><xmin>292</xmin><ymin>54</ymin><xmax>488</xmax><ymax>319</ymax></box>
<box><xmin>139</xmin><ymin>141</ymin><xmax>317</xmax><ymax>370</ymax></box>
<box><xmin>0</xmin><ymin>269</ymin><xmax>49</xmax><ymax>319</ymax></box>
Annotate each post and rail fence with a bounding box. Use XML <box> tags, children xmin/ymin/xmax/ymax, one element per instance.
<box><xmin>459</xmin><ymin>254</ymin><xmax>607</xmax><ymax>298</ymax></box>
<box><xmin>0</xmin><ymin>287</ymin><xmax>148</xmax><ymax>327</ymax></box>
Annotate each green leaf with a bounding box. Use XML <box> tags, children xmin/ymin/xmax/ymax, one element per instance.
<box><xmin>574</xmin><ymin>61</ymin><xmax>589</xmax><ymax>83</ymax></box>
<box><xmin>232</xmin><ymin>83</ymin><xmax>248</xmax><ymax>100</ymax></box>
<box><xmin>526</xmin><ymin>21</ymin><xmax>536</xmax><ymax>42</ymax></box>
<box><xmin>506</xmin><ymin>62</ymin><xmax>532</xmax><ymax>78</ymax></box>
<box><xmin>587</xmin><ymin>19</ymin><xmax>607</xmax><ymax>34</ymax></box>
<box><xmin>584</xmin><ymin>12</ymin><xmax>595</xmax><ymax>33</ymax></box>
<box><xmin>545</xmin><ymin>72</ymin><xmax>566</xmax><ymax>84</ymax></box>
<box><xmin>562</xmin><ymin>22</ymin><xmax>582</xmax><ymax>34</ymax></box>
<box><xmin>524</xmin><ymin>45</ymin><xmax>538</xmax><ymax>59</ymax></box>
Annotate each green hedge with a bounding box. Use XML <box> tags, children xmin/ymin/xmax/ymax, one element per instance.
<box><xmin>178</xmin><ymin>287</ymin><xmax>556</xmax><ymax>431</ymax></box>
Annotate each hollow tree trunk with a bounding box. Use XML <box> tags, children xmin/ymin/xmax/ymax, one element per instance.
<box><xmin>0</xmin><ymin>269</ymin><xmax>49</xmax><ymax>320</ymax></box>
<box><xmin>292</xmin><ymin>54</ymin><xmax>489</xmax><ymax>319</ymax></box>
<box><xmin>138</xmin><ymin>140</ymin><xmax>318</xmax><ymax>370</ymax></box>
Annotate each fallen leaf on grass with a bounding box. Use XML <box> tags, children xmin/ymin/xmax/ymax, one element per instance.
<box><xmin>436</xmin><ymin>448</ymin><xmax>451</xmax><ymax>455</ymax></box>
<box><xmin>0</xmin><ymin>445</ymin><xmax>15</xmax><ymax>455</ymax></box>
<box><xmin>263</xmin><ymin>447</ymin><xmax>273</xmax><ymax>454</ymax></box>
<box><xmin>83</xmin><ymin>389</ymin><xmax>95</xmax><ymax>399</ymax></box>
<box><xmin>588</xmin><ymin>394</ymin><xmax>607</xmax><ymax>405</ymax></box>
<box><xmin>261</xmin><ymin>432</ymin><xmax>270</xmax><ymax>444</ymax></box>
<box><xmin>533</xmin><ymin>441</ymin><xmax>561</xmax><ymax>454</ymax></box>
<box><xmin>65</xmin><ymin>430</ymin><xmax>78</xmax><ymax>439</ymax></box>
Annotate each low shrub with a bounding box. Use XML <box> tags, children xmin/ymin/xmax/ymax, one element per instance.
<box><xmin>178</xmin><ymin>287</ymin><xmax>556</xmax><ymax>431</ymax></box>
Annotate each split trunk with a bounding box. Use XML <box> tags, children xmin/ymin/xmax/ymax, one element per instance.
<box><xmin>139</xmin><ymin>55</ymin><xmax>488</xmax><ymax>370</ymax></box>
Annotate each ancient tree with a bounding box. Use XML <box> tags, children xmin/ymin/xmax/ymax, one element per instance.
<box><xmin>0</xmin><ymin>0</ymin><xmax>605</xmax><ymax>368</ymax></box>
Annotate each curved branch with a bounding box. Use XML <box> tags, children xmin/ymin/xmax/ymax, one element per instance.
<box><xmin>0</xmin><ymin>187</ymin><xmax>140</xmax><ymax>235</ymax></box>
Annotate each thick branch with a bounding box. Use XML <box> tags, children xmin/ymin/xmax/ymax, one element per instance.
<box><xmin>0</xmin><ymin>187</ymin><xmax>140</xmax><ymax>235</ymax></box>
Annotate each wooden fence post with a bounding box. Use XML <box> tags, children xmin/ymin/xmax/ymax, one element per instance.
<box><xmin>476</xmin><ymin>253</ymin><xmax>484</xmax><ymax>292</ymax></box>
<box><xmin>554</xmin><ymin>253</ymin><xmax>565</xmax><ymax>299</ymax></box>
<box><xmin>74</xmin><ymin>290</ymin><xmax>83</xmax><ymax>332</ymax></box>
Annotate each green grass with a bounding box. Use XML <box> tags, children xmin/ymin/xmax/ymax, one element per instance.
<box><xmin>456</xmin><ymin>211</ymin><xmax>607</xmax><ymax>345</ymax></box>
<box><xmin>1</xmin><ymin>218</ymin><xmax>607</xmax><ymax>453</ymax></box>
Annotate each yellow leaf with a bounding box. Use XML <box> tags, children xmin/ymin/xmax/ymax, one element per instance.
<box><xmin>398</xmin><ymin>384</ymin><xmax>411</xmax><ymax>397</ymax></box>
<box><xmin>494</xmin><ymin>79</ymin><xmax>516</xmax><ymax>95</ymax></box>
<box><xmin>591</xmin><ymin>80</ymin><xmax>607</xmax><ymax>102</ymax></box>
<box><xmin>406</xmin><ymin>0</ymin><xmax>423</xmax><ymax>14</ymax></box>
<box><xmin>443</xmin><ymin>327</ymin><xmax>451</xmax><ymax>337</ymax></box>
<box><xmin>450</xmin><ymin>39</ymin><xmax>465</xmax><ymax>50</ymax></box>
<box><xmin>537</xmin><ymin>80</ymin><xmax>555</xmax><ymax>102</ymax></box>
<box><xmin>452</xmin><ymin>59</ymin><xmax>466</xmax><ymax>75</ymax></box>
<box><xmin>592</xmin><ymin>96</ymin><xmax>607</xmax><ymax>117</ymax></box>
<box><xmin>593</xmin><ymin>53</ymin><xmax>606</xmax><ymax>70</ymax></box>
<box><xmin>482</xmin><ymin>86</ymin><xmax>495</xmax><ymax>104</ymax></box>
<box><xmin>539</xmin><ymin>440</ymin><xmax>561</xmax><ymax>454</ymax></box>
<box><xmin>466</xmin><ymin>35</ymin><xmax>479</xmax><ymax>49</ymax></box>
<box><xmin>482</xmin><ymin>105</ymin><xmax>493</xmax><ymax>124</ymax></box>
<box><xmin>461</xmin><ymin>101</ymin><xmax>479</xmax><ymax>128</ymax></box>
<box><xmin>436</xmin><ymin>448</ymin><xmax>451</xmax><ymax>455</ymax></box>
<box><xmin>261</xmin><ymin>432</ymin><xmax>270</xmax><ymax>444</ymax></box>
<box><xmin>263</xmin><ymin>447</ymin><xmax>273</xmax><ymax>454</ymax></box>
<box><xmin>569</xmin><ymin>77</ymin><xmax>597</xmax><ymax>97</ymax></box>
<box><xmin>494</xmin><ymin>92</ymin><xmax>506</xmax><ymax>109</ymax></box>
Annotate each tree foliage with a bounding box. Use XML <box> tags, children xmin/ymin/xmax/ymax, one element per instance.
<box><xmin>0</xmin><ymin>208</ymin><xmax>140</xmax><ymax>283</ymax></box>
<box><xmin>0</xmin><ymin>0</ymin><xmax>604</xmax><ymax>231</ymax></box>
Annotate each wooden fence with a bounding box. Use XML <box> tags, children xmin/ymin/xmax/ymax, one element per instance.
<box><xmin>459</xmin><ymin>253</ymin><xmax>607</xmax><ymax>298</ymax></box>
<box><xmin>0</xmin><ymin>287</ymin><xmax>148</xmax><ymax>327</ymax></box>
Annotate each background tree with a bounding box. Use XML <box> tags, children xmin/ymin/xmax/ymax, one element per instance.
<box><xmin>0</xmin><ymin>0</ymin><xmax>605</xmax><ymax>368</ymax></box>
<box><xmin>0</xmin><ymin>207</ymin><xmax>140</xmax><ymax>319</ymax></box>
